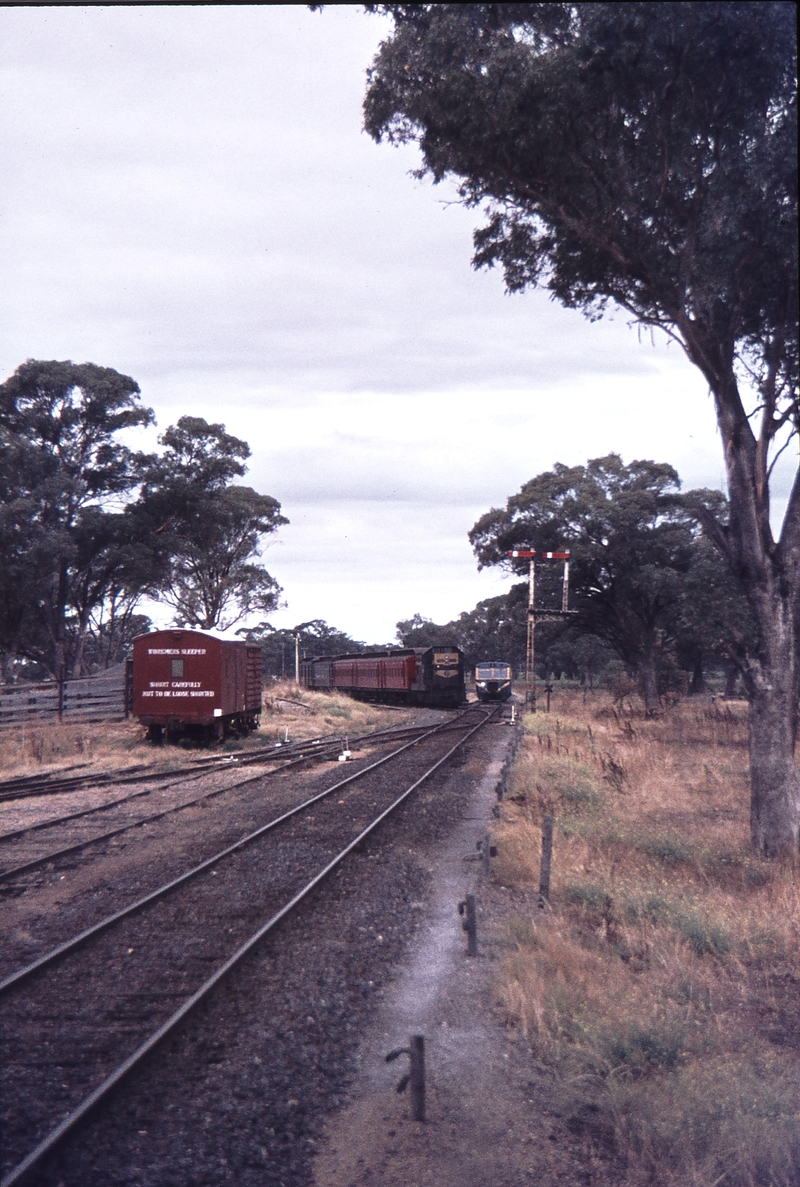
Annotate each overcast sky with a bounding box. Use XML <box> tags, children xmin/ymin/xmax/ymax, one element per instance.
<box><xmin>3</xmin><ymin>3</ymin><xmax>774</xmax><ymax>645</ymax></box>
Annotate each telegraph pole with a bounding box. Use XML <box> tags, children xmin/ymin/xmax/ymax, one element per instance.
<box><xmin>507</xmin><ymin>549</ymin><xmax>574</xmax><ymax>712</ymax></box>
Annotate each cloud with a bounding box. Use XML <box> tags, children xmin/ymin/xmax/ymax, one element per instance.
<box><xmin>2</xmin><ymin>4</ymin><xmax>766</xmax><ymax>644</ymax></box>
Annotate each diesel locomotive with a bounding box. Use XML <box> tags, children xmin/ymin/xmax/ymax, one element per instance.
<box><xmin>301</xmin><ymin>646</ymin><xmax>466</xmax><ymax>708</ymax></box>
<box><xmin>131</xmin><ymin>629</ymin><xmax>262</xmax><ymax>742</ymax></box>
<box><xmin>474</xmin><ymin>660</ymin><xmax>513</xmax><ymax>702</ymax></box>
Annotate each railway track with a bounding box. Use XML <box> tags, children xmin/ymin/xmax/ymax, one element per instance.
<box><xmin>0</xmin><ymin>704</ymin><xmax>499</xmax><ymax>1187</ymax></box>
<box><xmin>0</xmin><ymin>713</ymin><xmax>462</xmax><ymax>804</ymax></box>
<box><xmin>0</xmin><ymin>717</ymin><xmax>481</xmax><ymax>892</ymax></box>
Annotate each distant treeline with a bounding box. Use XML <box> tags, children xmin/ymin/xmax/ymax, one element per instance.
<box><xmin>0</xmin><ymin>360</ymin><xmax>285</xmax><ymax>683</ymax></box>
<box><xmin>398</xmin><ymin>457</ymin><xmax>754</xmax><ymax>710</ymax></box>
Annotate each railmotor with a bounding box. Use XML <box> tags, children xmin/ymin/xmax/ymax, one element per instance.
<box><xmin>131</xmin><ymin>629</ymin><xmax>262</xmax><ymax>742</ymax></box>
<box><xmin>474</xmin><ymin>660</ymin><xmax>513</xmax><ymax>702</ymax></box>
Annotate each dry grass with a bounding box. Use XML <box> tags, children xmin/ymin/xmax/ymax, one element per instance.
<box><xmin>261</xmin><ymin>680</ymin><xmax>412</xmax><ymax>744</ymax></box>
<box><xmin>495</xmin><ymin>690</ymin><xmax>800</xmax><ymax>1186</ymax></box>
<box><xmin>0</xmin><ymin>680</ymin><xmax>413</xmax><ymax>781</ymax></box>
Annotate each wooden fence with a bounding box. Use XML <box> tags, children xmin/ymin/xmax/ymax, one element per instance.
<box><xmin>0</xmin><ymin>664</ymin><xmax>129</xmax><ymax>729</ymax></box>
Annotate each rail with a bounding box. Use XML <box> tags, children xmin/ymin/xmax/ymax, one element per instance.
<box><xmin>0</xmin><ymin>704</ymin><xmax>497</xmax><ymax>1186</ymax></box>
<box><xmin>0</xmin><ymin>712</ymin><xmax>470</xmax><ymax>802</ymax></box>
<box><xmin>0</xmin><ymin>717</ymin><xmax>484</xmax><ymax>883</ymax></box>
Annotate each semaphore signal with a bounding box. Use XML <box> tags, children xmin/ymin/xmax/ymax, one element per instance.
<box><xmin>507</xmin><ymin>548</ymin><xmax>575</xmax><ymax>711</ymax></box>
<box><xmin>508</xmin><ymin>550</ymin><xmax>570</xmax><ymax>560</ymax></box>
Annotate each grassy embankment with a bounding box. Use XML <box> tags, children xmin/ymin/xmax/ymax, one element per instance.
<box><xmin>0</xmin><ymin>680</ymin><xmax>408</xmax><ymax>780</ymax></box>
<box><xmin>495</xmin><ymin>690</ymin><xmax>799</xmax><ymax>1186</ymax></box>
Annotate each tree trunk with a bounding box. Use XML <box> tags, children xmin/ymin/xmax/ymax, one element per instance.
<box><xmin>724</xmin><ymin>662</ymin><xmax>740</xmax><ymax>698</ymax></box>
<box><xmin>678</xmin><ymin>339</ymin><xmax>799</xmax><ymax>858</ymax></box>
<box><xmin>688</xmin><ymin>649</ymin><xmax>706</xmax><ymax>695</ymax></box>
<box><xmin>749</xmin><ymin>688</ymin><xmax>800</xmax><ymax>858</ymax></box>
<box><xmin>70</xmin><ymin>628</ymin><xmax>87</xmax><ymax>679</ymax></box>
<box><xmin>637</xmin><ymin>647</ymin><xmax>660</xmax><ymax>716</ymax></box>
<box><xmin>743</xmin><ymin>584</ymin><xmax>800</xmax><ymax>858</ymax></box>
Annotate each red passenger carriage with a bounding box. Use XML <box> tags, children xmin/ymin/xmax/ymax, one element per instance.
<box><xmin>301</xmin><ymin>647</ymin><xmax>465</xmax><ymax>708</ymax></box>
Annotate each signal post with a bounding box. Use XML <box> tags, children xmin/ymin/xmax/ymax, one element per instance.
<box><xmin>507</xmin><ymin>549</ymin><xmax>574</xmax><ymax>711</ymax></box>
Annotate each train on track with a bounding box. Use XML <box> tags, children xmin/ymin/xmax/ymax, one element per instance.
<box><xmin>474</xmin><ymin>660</ymin><xmax>513</xmax><ymax>702</ymax></box>
<box><xmin>130</xmin><ymin>629</ymin><xmax>262</xmax><ymax>742</ymax></box>
<box><xmin>301</xmin><ymin>646</ymin><xmax>466</xmax><ymax>708</ymax></box>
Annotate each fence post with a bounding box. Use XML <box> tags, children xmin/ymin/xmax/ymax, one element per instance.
<box><xmin>385</xmin><ymin>1034</ymin><xmax>426</xmax><ymax>1123</ymax></box>
<box><xmin>539</xmin><ymin>815</ymin><xmax>554</xmax><ymax>903</ymax></box>
<box><xmin>459</xmin><ymin>893</ymin><xmax>478</xmax><ymax>955</ymax></box>
<box><xmin>125</xmin><ymin>659</ymin><xmax>134</xmax><ymax>718</ymax></box>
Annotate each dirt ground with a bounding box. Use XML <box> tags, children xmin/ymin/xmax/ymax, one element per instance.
<box><xmin>311</xmin><ymin>723</ymin><xmax>588</xmax><ymax>1187</ymax></box>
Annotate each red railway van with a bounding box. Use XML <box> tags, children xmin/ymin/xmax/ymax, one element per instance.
<box><xmin>131</xmin><ymin>629</ymin><xmax>262</xmax><ymax>742</ymax></box>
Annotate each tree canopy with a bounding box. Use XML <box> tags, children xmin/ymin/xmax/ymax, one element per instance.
<box><xmin>0</xmin><ymin>365</ymin><xmax>287</xmax><ymax>676</ymax></box>
<box><xmin>133</xmin><ymin>416</ymin><xmax>287</xmax><ymax>632</ymax></box>
<box><xmin>0</xmin><ymin>360</ymin><xmax>153</xmax><ymax>678</ymax></box>
<box><xmin>361</xmin><ymin>1</ymin><xmax>799</xmax><ymax>856</ymax></box>
<box><xmin>240</xmin><ymin>619</ymin><xmax>370</xmax><ymax>678</ymax></box>
<box><xmin>470</xmin><ymin>454</ymin><xmax>754</xmax><ymax>710</ymax></box>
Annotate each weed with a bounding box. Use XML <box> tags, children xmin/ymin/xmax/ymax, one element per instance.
<box><xmin>599</xmin><ymin>752</ymin><xmax>628</xmax><ymax>793</ymax></box>
<box><xmin>625</xmin><ymin>894</ymin><xmax>673</xmax><ymax>925</ymax></box>
<box><xmin>0</xmin><ymin>678</ymin><xmax>414</xmax><ymax>781</ymax></box>
<box><xmin>323</xmin><ymin>704</ymin><xmax>352</xmax><ymax>719</ymax></box>
<box><xmin>674</xmin><ymin>909</ymin><xmax>730</xmax><ymax>956</ymax></box>
<box><xmin>604</xmin><ymin>1020</ymin><xmax>685</xmax><ymax>1074</ymax></box>
<box><xmin>565</xmin><ymin>882</ymin><xmax>608</xmax><ymax>913</ymax></box>
<box><xmin>638</xmin><ymin>832</ymin><xmax>692</xmax><ymax>864</ymax></box>
<box><xmin>506</xmin><ymin>915</ymin><xmax>538</xmax><ymax>948</ymax></box>
<box><xmin>493</xmin><ymin>687</ymin><xmax>800</xmax><ymax>1185</ymax></box>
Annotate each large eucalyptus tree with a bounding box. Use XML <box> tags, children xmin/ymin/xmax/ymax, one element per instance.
<box><xmin>359</xmin><ymin>2</ymin><xmax>798</xmax><ymax>856</ymax></box>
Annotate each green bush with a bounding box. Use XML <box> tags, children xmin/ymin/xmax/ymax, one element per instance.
<box><xmin>675</xmin><ymin>909</ymin><xmax>730</xmax><ymax>956</ymax></box>
<box><xmin>324</xmin><ymin>704</ymin><xmax>352</xmax><ymax>719</ymax></box>
<box><xmin>604</xmin><ymin>1021</ymin><xmax>685</xmax><ymax>1074</ymax></box>
<box><xmin>638</xmin><ymin>832</ymin><xmax>692</xmax><ymax>864</ymax></box>
<box><xmin>565</xmin><ymin>882</ymin><xmax>608</xmax><ymax>913</ymax></box>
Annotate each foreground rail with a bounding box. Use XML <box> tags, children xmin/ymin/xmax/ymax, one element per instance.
<box><xmin>0</xmin><ymin>706</ymin><xmax>497</xmax><ymax>1187</ymax></box>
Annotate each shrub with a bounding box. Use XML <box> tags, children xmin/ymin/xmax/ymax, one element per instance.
<box><xmin>565</xmin><ymin>882</ymin><xmax>608</xmax><ymax>913</ymax></box>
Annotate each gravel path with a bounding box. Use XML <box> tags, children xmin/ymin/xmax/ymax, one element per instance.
<box><xmin>311</xmin><ymin>718</ymin><xmax>602</xmax><ymax>1187</ymax></box>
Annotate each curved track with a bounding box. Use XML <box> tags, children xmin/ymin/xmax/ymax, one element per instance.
<box><xmin>0</xmin><ymin>705</ymin><xmax>497</xmax><ymax>1187</ymax></box>
<box><xmin>0</xmin><ymin>714</ymin><xmax>470</xmax><ymax>804</ymax></box>
<box><xmin>0</xmin><ymin>718</ymin><xmax>474</xmax><ymax>888</ymax></box>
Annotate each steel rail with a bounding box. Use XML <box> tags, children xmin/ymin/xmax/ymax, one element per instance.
<box><xmin>0</xmin><ymin>711</ymin><xmax>463</xmax><ymax>803</ymax></box>
<box><xmin>0</xmin><ymin>734</ymin><xmax>369</xmax><ymax>843</ymax></box>
<box><xmin>0</xmin><ymin>736</ymin><xmax>348</xmax><ymax>802</ymax></box>
<box><xmin>0</xmin><ymin>703</ymin><xmax>497</xmax><ymax>1187</ymax></box>
<box><xmin>0</xmin><ymin>717</ymin><xmax>481</xmax><ymax>876</ymax></box>
<box><xmin>0</xmin><ymin>711</ymin><xmax>489</xmax><ymax>994</ymax></box>
<box><xmin>0</xmin><ymin>745</ymin><xmax>346</xmax><ymax>878</ymax></box>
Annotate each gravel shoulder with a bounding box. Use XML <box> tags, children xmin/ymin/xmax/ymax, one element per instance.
<box><xmin>311</xmin><ymin>719</ymin><xmax>587</xmax><ymax>1187</ymax></box>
